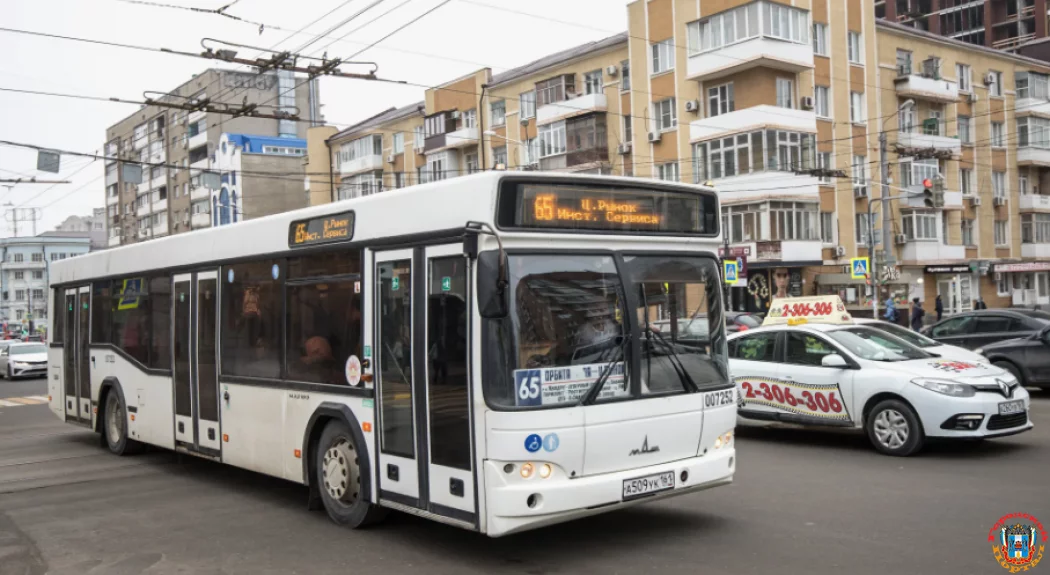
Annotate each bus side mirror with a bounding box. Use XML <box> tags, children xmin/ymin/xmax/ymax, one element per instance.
<box><xmin>477</xmin><ymin>250</ymin><xmax>508</xmax><ymax>319</ymax></box>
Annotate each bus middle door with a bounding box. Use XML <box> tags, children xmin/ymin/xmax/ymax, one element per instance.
<box><xmin>172</xmin><ymin>271</ymin><xmax>221</xmax><ymax>457</ymax></box>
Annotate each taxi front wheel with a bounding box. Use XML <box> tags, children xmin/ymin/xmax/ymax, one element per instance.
<box><xmin>866</xmin><ymin>399</ymin><xmax>925</xmax><ymax>457</ymax></box>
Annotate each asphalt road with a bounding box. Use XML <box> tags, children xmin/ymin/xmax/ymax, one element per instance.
<box><xmin>0</xmin><ymin>378</ymin><xmax>1046</xmax><ymax>575</ymax></box>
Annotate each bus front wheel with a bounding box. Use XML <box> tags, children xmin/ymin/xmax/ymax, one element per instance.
<box><xmin>315</xmin><ymin>419</ymin><xmax>387</xmax><ymax>528</ymax></box>
<box><xmin>102</xmin><ymin>386</ymin><xmax>142</xmax><ymax>456</ymax></box>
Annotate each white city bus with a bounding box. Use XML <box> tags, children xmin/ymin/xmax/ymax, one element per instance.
<box><xmin>47</xmin><ymin>172</ymin><xmax>736</xmax><ymax>536</ymax></box>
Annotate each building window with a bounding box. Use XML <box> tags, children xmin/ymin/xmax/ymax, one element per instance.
<box><xmin>708</xmin><ymin>83</ymin><xmax>734</xmax><ymax>117</ymax></box>
<box><xmin>813</xmin><ymin>23</ymin><xmax>828</xmax><ymax>55</ymax></box>
<box><xmin>991</xmin><ymin>122</ymin><xmax>1005</xmax><ymax>147</ymax></box>
<box><xmin>960</xmin><ymin>168</ymin><xmax>973</xmax><ymax>195</ymax></box>
<box><xmin>1022</xmin><ymin>213</ymin><xmax>1050</xmax><ymax>243</ymax></box>
<box><xmin>1018</xmin><ymin>116</ymin><xmax>1050</xmax><ymax>148</ymax></box>
<box><xmin>902</xmin><ymin>211</ymin><xmax>938</xmax><ymax>240</ymax></box>
<box><xmin>995</xmin><ymin>220</ymin><xmax>1008</xmax><ymax>246</ymax></box>
<box><xmin>956</xmin><ymin>115</ymin><xmax>972</xmax><ymax>144</ymax></box>
<box><xmin>620</xmin><ymin>60</ymin><xmax>630</xmax><ymax>91</ymax></box>
<box><xmin>493</xmin><ymin>146</ymin><xmax>507</xmax><ymax>167</ymax></box>
<box><xmin>33</xmin><ymin>271</ymin><xmax>43</xmax><ymax>280</ymax></box>
<box><xmin>820</xmin><ymin>212</ymin><xmax>834</xmax><ymax>243</ymax></box>
<box><xmin>583</xmin><ymin>70</ymin><xmax>603</xmax><ymax>95</ymax></box>
<box><xmin>962</xmin><ymin>219</ymin><xmax>975</xmax><ymax>246</ymax></box>
<box><xmin>652</xmin><ymin>39</ymin><xmax>674</xmax><ymax>74</ymax></box>
<box><xmin>413</xmin><ymin>125</ymin><xmax>425</xmax><ymax>151</ymax></box>
<box><xmin>852</xmin><ymin>155</ymin><xmax>867</xmax><ymax>197</ymax></box>
<box><xmin>993</xmin><ymin>171</ymin><xmax>1006</xmax><ymax>197</ymax></box>
<box><xmin>12</xmin><ymin>253</ymin><xmax>23</xmax><ymax>263</ymax></box>
<box><xmin>14</xmin><ymin>271</ymin><xmax>23</xmax><ymax>280</ymax></box>
<box><xmin>339</xmin><ymin>134</ymin><xmax>383</xmax><ymax>163</ymax></box>
<box><xmin>392</xmin><ymin>132</ymin><xmax>404</xmax><ymax>154</ymax></box>
<box><xmin>849</xmin><ymin>92</ymin><xmax>865</xmax><ymax>123</ymax></box>
<box><xmin>623</xmin><ymin>115</ymin><xmax>632</xmax><ymax>142</ymax></box>
<box><xmin>1020</xmin><ymin>174</ymin><xmax>1030</xmax><ymax>196</ymax></box>
<box><xmin>521</xmin><ymin>138</ymin><xmax>539</xmax><ymax>166</ymax></box>
<box><xmin>656</xmin><ymin>162</ymin><xmax>679</xmax><ymax>182</ymax></box>
<box><xmin>538</xmin><ymin>121</ymin><xmax>567</xmax><ymax>157</ymax></box>
<box><xmin>817</xmin><ymin>151</ymin><xmax>832</xmax><ymax>184</ymax></box>
<box><xmin>519</xmin><ymin>91</ymin><xmax>536</xmax><ymax>119</ymax></box>
<box><xmin>814</xmin><ymin>86</ymin><xmax>830</xmax><ymax>118</ymax></box>
<box><xmin>31</xmin><ymin>253</ymin><xmax>42</xmax><ymax>262</ymax></box>
<box><xmin>460</xmin><ymin>109</ymin><xmax>477</xmax><ymax>129</ymax></box>
<box><xmin>654</xmin><ymin>98</ymin><xmax>677</xmax><ymax>131</ymax></box>
<box><xmin>776</xmin><ymin>78</ymin><xmax>794</xmax><ymax>109</ymax></box>
<box><xmin>490</xmin><ymin>100</ymin><xmax>506</xmax><ymax>127</ymax></box>
<box><xmin>14</xmin><ymin>290</ymin><xmax>25</xmax><ymax>301</ymax></box>
<box><xmin>32</xmin><ymin>289</ymin><xmax>43</xmax><ymax>301</ymax></box>
<box><xmin>988</xmin><ymin>71</ymin><xmax>1003</xmax><ymax>97</ymax></box>
<box><xmin>1017</xmin><ymin>71</ymin><xmax>1050</xmax><ymax>101</ymax></box>
<box><xmin>687</xmin><ymin>2</ymin><xmax>806</xmax><ymax>55</ymax></box>
<box><xmin>896</xmin><ymin>50</ymin><xmax>912</xmax><ymax>74</ymax></box>
<box><xmin>847</xmin><ymin>32</ymin><xmax>863</xmax><ymax>64</ymax></box>
<box><xmin>465</xmin><ymin>152</ymin><xmax>478</xmax><ymax>174</ymax></box>
<box><xmin>766</xmin><ymin>201</ymin><xmax>820</xmax><ymax>240</ymax></box>
<box><xmin>957</xmin><ymin>64</ymin><xmax>972</xmax><ymax>92</ymax></box>
<box><xmin>692</xmin><ymin>129</ymin><xmax>815</xmax><ymax>181</ymax></box>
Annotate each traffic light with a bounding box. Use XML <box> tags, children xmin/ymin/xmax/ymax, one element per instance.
<box><xmin>921</xmin><ymin>177</ymin><xmax>946</xmax><ymax>208</ymax></box>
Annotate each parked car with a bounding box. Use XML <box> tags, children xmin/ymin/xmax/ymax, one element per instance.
<box><xmin>0</xmin><ymin>342</ymin><xmax>48</xmax><ymax>379</ymax></box>
<box><xmin>726</xmin><ymin>312</ymin><xmax>762</xmax><ymax>333</ymax></box>
<box><xmin>920</xmin><ymin>309</ymin><xmax>1050</xmax><ymax>350</ymax></box>
<box><xmin>853</xmin><ymin>318</ymin><xmax>987</xmax><ymax>363</ymax></box>
<box><xmin>976</xmin><ymin>325</ymin><xmax>1050</xmax><ymax>389</ymax></box>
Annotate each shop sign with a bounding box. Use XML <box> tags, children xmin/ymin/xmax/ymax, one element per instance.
<box><xmin>881</xmin><ymin>266</ymin><xmax>901</xmax><ymax>282</ymax></box>
<box><xmin>756</xmin><ymin>241</ymin><xmax>782</xmax><ymax>260</ymax></box>
<box><xmin>718</xmin><ymin>246</ymin><xmax>751</xmax><ymax>258</ymax></box>
<box><xmin>924</xmin><ymin>265</ymin><xmax>971</xmax><ymax>274</ymax></box>
<box><xmin>994</xmin><ymin>262</ymin><xmax>1050</xmax><ymax>273</ymax></box>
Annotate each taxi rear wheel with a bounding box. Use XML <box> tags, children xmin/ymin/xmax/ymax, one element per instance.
<box><xmin>866</xmin><ymin>399</ymin><xmax>924</xmax><ymax>456</ymax></box>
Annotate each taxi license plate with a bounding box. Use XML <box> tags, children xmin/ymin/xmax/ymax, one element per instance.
<box><xmin>622</xmin><ymin>471</ymin><xmax>675</xmax><ymax>501</ymax></box>
<box><xmin>999</xmin><ymin>400</ymin><xmax>1025</xmax><ymax>416</ymax></box>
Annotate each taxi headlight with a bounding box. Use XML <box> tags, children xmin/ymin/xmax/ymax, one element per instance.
<box><xmin>911</xmin><ymin>378</ymin><xmax>976</xmax><ymax>398</ymax></box>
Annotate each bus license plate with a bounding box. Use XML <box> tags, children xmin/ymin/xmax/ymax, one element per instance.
<box><xmin>999</xmin><ymin>400</ymin><xmax>1025</xmax><ymax>416</ymax></box>
<box><xmin>622</xmin><ymin>471</ymin><xmax>675</xmax><ymax>501</ymax></box>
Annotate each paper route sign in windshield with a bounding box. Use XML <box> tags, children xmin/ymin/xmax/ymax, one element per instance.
<box><xmin>514</xmin><ymin>363</ymin><xmax>628</xmax><ymax>407</ymax></box>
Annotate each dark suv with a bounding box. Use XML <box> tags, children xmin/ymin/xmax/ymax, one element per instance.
<box><xmin>977</xmin><ymin>325</ymin><xmax>1050</xmax><ymax>389</ymax></box>
<box><xmin>921</xmin><ymin>309</ymin><xmax>1050</xmax><ymax>350</ymax></box>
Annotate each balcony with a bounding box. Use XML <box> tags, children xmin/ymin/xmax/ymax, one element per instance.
<box><xmin>149</xmin><ymin>173</ymin><xmax>166</xmax><ymax>190</ymax></box>
<box><xmin>536</xmin><ymin>93</ymin><xmax>607</xmax><ymax>126</ymax></box>
<box><xmin>1018</xmin><ymin>146</ymin><xmax>1050</xmax><ymax>167</ymax></box>
<box><xmin>151</xmin><ymin>198</ymin><xmax>167</xmax><ymax>213</ymax></box>
<box><xmin>106</xmin><ymin>192</ymin><xmax>119</xmax><ymax>206</ymax></box>
<box><xmin>152</xmin><ymin>223</ymin><xmax>168</xmax><ymax>237</ymax></box>
<box><xmin>105</xmin><ymin>167</ymin><xmax>118</xmax><ymax>186</ymax></box>
<box><xmin>902</xmin><ymin>187</ymin><xmax>963</xmax><ymax>209</ymax></box>
<box><xmin>893</xmin><ymin>74</ymin><xmax>959</xmax><ymax>103</ymax></box>
<box><xmin>136</xmin><ymin>203</ymin><xmax>150</xmax><ymax>218</ymax></box>
<box><xmin>1020</xmin><ymin>194</ymin><xmax>1050</xmax><ymax>212</ymax></box>
<box><xmin>723</xmin><ymin>239</ymin><xmax>822</xmax><ymax>263</ymax></box>
<box><xmin>339</xmin><ymin>154</ymin><xmax>384</xmax><ymax>176</ymax></box>
<box><xmin>191</xmin><ymin>212</ymin><xmax>211</xmax><ymax>228</ymax></box>
<box><xmin>188</xmin><ymin>131</ymin><xmax>208</xmax><ymax>151</ymax></box>
<box><xmin>190</xmin><ymin>157</ymin><xmax>210</xmax><ymax>171</ymax></box>
<box><xmin>0</xmin><ymin>260</ymin><xmax>46</xmax><ymax>270</ymax></box>
<box><xmin>133</xmin><ymin>136</ymin><xmax>147</xmax><ymax>151</ymax></box>
<box><xmin>686</xmin><ymin>37</ymin><xmax>813</xmax><ymax>82</ymax></box>
<box><xmin>188</xmin><ymin>110</ymin><xmax>206</xmax><ymax>124</ymax></box>
<box><xmin>1015</xmin><ymin>96</ymin><xmax>1050</xmax><ymax>118</ymax></box>
<box><xmin>1022</xmin><ymin>243</ymin><xmax>1050</xmax><ymax>258</ymax></box>
<box><xmin>191</xmin><ymin>186</ymin><xmax>210</xmax><ymax>201</ymax></box>
<box><xmin>690</xmin><ymin>105</ymin><xmax>815</xmax><ymax>143</ymax></box>
<box><xmin>108</xmin><ymin>236</ymin><xmax>121</xmax><ymax>248</ymax></box>
<box><xmin>442</xmin><ymin>126</ymin><xmax>479</xmax><ymax>149</ymax></box>
<box><xmin>896</xmin><ymin>130</ymin><xmax>961</xmax><ymax>155</ymax></box>
<box><xmin>900</xmin><ymin>240</ymin><xmax>966</xmax><ymax>262</ymax></box>
<box><xmin>715</xmin><ymin>172</ymin><xmax>821</xmax><ymax>203</ymax></box>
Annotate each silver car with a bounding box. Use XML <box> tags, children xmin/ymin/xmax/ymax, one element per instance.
<box><xmin>0</xmin><ymin>342</ymin><xmax>48</xmax><ymax>379</ymax></box>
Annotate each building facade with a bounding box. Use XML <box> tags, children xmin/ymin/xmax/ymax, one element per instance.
<box><xmin>211</xmin><ymin>133</ymin><xmax>308</xmax><ymax>227</ymax></box>
<box><xmin>55</xmin><ymin>208</ymin><xmax>106</xmax><ymax>250</ymax></box>
<box><xmin>876</xmin><ymin>0</ymin><xmax>1046</xmax><ymax>52</ymax></box>
<box><xmin>303</xmin><ymin>0</ymin><xmax>1050</xmax><ymax>312</ymax></box>
<box><xmin>0</xmin><ymin>234</ymin><xmax>92</xmax><ymax>335</ymax></box>
<box><xmin>104</xmin><ymin>68</ymin><xmax>321</xmax><ymax>246</ymax></box>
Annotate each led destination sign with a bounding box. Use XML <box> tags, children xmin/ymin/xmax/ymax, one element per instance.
<box><xmin>500</xmin><ymin>183</ymin><xmax>716</xmax><ymax>234</ymax></box>
<box><xmin>288</xmin><ymin>211</ymin><xmax>355</xmax><ymax>247</ymax></box>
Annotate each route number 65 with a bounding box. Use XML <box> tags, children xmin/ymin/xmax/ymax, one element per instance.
<box><xmin>519</xmin><ymin>373</ymin><xmax>541</xmax><ymax>400</ymax></box>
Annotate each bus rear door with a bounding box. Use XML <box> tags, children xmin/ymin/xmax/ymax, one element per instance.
<box><xmin>62</xmin><ymin>286</ymin><xmax>91</xmax><ymax>424</ymax></box>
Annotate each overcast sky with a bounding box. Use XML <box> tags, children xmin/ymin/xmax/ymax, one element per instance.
<box><xmin>0</xmin><ymin>0</ymin><xmax>626</xmax><ymax>236</ymax></box>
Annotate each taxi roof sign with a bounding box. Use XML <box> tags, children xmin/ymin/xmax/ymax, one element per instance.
<box><xmin>763</xmin><ymin>295</ymin><xmax>854</xmax><ymax>326</ymax></box>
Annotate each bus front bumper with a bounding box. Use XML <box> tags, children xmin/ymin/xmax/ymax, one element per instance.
<box><xmin>482</xmin><ymin>447</ymin><xmax>735</xmax><ymax>537</ymax></box>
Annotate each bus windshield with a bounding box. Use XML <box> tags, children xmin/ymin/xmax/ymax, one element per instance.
<box><xmin>482</xmin><ymin>253</ymin><xmax>728</xmax><ymax>409</ymax></box>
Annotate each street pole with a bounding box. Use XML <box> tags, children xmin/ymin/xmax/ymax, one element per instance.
<box><xmin>723</xmin><ymin>232</ymin><xmax>731</xmax><ymax>312</ymax></box>
<box><xmin>868</xmin><ymin>199</ymin><xmax>878</xmax><ymax>319</ymax></box>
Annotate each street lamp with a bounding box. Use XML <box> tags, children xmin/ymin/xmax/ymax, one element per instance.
<box><xmin>871</xmin><ymin>99</ymin><xmax>916</xmax><ymax>319</ymax></box>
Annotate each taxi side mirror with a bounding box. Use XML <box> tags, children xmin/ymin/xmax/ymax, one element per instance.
<box><xmin>821</xmin><ymin>353</ymin><xmax>848</xmax><ymax>368</ymax></box>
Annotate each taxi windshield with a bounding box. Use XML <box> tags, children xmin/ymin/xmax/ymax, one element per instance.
<box><xmin>866</xmin><ymin>321</ymin><xmax>939</xmax><ymax>348</ymax></box>
<box><xmin>828</xmin><ymin>327</ymin><xmax>934</xmax><ymax>362</ymax></box>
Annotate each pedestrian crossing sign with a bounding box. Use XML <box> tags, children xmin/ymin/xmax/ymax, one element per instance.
<box><xmin>850</xmin><ymin>257</ymin><xmax>870</xmax><ymax>280</ymax></box>
<box><xmin>724</xmin><ymin>260</ymin><xmax>739</xmax><ymax>283</ymax></box>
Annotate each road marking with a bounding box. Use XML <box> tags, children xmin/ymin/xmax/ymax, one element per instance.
<box><xmin>0</xmin><ymin>397</ymin><xmax>48</xmax><ymax>407</ymax></box>
<box><xmin>0</xmin><ymin>399</ymin><xmax>19</xmax><ymax>407</ymax></box>
<box><xmin>27</xmin><ymin>396</ymin><xmax>49</xmax><ymax>402</ymax></box>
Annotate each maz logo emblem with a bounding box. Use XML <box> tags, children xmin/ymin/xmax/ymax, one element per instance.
<box><xmin>629</xmin><ymin>436</ymin><xmax>660</xmax><ymax>456</ymax></box>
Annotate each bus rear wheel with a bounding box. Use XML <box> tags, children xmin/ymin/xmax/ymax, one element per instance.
<box><xmin>316</xmin><ymin>419</ymin><xmax>387</xmax><ymax>528</ymax></box>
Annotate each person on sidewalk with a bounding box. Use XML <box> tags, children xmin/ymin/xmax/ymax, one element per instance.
<box><xmin>884</xmin><ymin>295</ymin><xmax>897</xmax><ymax>324</ymax></box>
<box><xmin>911</xmin><ymin>298</ymin><xmax>926</xmax><ymax>331</ymax></box>
<box><xmin>974</xmin><ymin>297</ymin><xmax>987</xmax><ymax>310</ymax></box>
<box><xmin>935</xmin><ymin>294</ymin><xmax>944</xmax><ymax>321</ymax></box>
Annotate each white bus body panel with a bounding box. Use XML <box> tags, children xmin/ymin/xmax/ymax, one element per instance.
<box><xmin>90</xmin><ymin>349</ymin><xmax>175</xmax><ymax>448</ymax></box>
<box><xmin>47</xmin><ymin>348</ymin><xmax>63</xmax><ymax>419</ymax></box>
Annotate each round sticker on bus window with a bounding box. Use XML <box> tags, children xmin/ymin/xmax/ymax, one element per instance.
<box><xmin>272</xmin><ymin>264</ymin><xmax>280</xmax><ymax>280</ymax></box>
<box><xmin>227</xmin><ymin>269</ymin><xmax>234</xmax><ymax>283</ymax></box>
<box><xmin>345</xmin><ymin>355</ymin><xmax>362</xmax><ymax>386</ymax></box>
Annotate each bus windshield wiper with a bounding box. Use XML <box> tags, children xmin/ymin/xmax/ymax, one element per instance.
<box><xmin>639</xmin><ymin>286</ymin><xmax>698</xmax><ymax>394</ymax></box>
<box><xmin>579</xmin><ymin>332</ymin><xmax>631</xmax><ymax>405</ymax></box>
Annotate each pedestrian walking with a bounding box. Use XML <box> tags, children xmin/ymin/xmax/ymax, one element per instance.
<box><xmin>884</xmin><ymin>295</ymin><xmax>897</xmax><ymax>324</ymax></box>
<box><xmin>975</xmin><ymin>297</ymin><xmax>987</xmax><ymax>310</ymax></box>
<box><xmin>911</xmin><ymin>298</ymin><xmax>926</xmax><ymax>331</ymax></box>
<box><xmin>935</xmin><ymin>294</ymin><xmax>943</xmax><ymax>321</ymax></box>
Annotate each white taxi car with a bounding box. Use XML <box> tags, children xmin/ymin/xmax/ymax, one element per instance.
<box><xmin>728</xmin><ymin>296</ymin><xmax>1032</xmax><ymax>456</ymax></box>
<box><xmin>852</xmin><ymin>318</ymin><xmax>987</xmax><ymax>363</ymax></box>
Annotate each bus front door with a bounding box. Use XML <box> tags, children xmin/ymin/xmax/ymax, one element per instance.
<box><xmin>63</xmin><ymin>286</ymin><xmax>91</xmax><ymax>425</ymax></box>
<box><xmin>373</xmin><ymin>245</ymin><xmax>477</xmax><ymax>527</ymax></box>
<box><xmin>172</xmin><ymin>272</ymin><xmax>222</xmax><ymax>456</ymax></box>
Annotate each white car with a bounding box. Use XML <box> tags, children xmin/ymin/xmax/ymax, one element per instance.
<box><xmin>852</xmin><ymin>318</ymin><xmax>987</xmax><ymax>363</ymax></box>
<box><xmin>0</xmin><ymin>342</ymin><xmax>48</xmax><ymax>379</ymax></box>
<box><xmin>728</xmin><ymin>323</ymin><xmax>1032</xmax><ymax>456</ymax></box>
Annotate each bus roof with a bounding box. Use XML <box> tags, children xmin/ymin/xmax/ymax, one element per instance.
<box><xmin>51</xmin><ymin>172</ymin><xmax>719</xmax><ymax>285</ymax></box>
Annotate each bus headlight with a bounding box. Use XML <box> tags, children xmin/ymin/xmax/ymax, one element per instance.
<box><xmin>520</xmin><ymin>462</ymin><xmax>534</xmax><ymax>478</ymax></box>
<box><xmin>539</xmin><ymin>463</ymin><xmax>552</xmax><ymax>479</ymax></box>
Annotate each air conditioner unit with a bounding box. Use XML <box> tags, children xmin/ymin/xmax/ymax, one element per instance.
<box><xmin>895</xmin><ymin>233</ymin><xmax>908</xmax><ymax>245</ymax></box>
<box><xmin>617</xmin><ymin>142</ymin><xmax>632</xmax><ymax>155</ymax></box>
<box><xmin>968</xmin><ymin>91</ymin><xmax>979</xmax><ymax>103</ymax></box>
<box><xmin>648</xmin><ymin>131</ymin><xmax>661</xmax><ymax>143</ymax></box>
<box><xmin>984</xmin><ymin>72</ymin><xmax>997</xmax><ymax>85</ymax></box>
<box><xmin>854</xmin><ymin>187</ymin><xmax>868</xmax><ymax>199</ymax></box>
<box><xmin>994</xmin><ymin>196</ymin><xmax>1007</xmax><ymax>206</ymax></box>
<box><xmin>971</xmin><ymin>196</ymin><xmax>982</xmax><ymax>206</ymax></box>
<box><xmin>834</xmin><ymin>246</ymin><xmax>846</xmax><ymax>257</ymax></box>
<box><xmin>684</xmin><ymin>100</ymin><xmax>699</xmax><ymax>113</ymax></box>
<box><xmin>386</xmin><ymin>154</ymin><xmax>396</xmax><ymax>164</ymax></box>
<box><xmin>606</xmin><ymin>65</ymin><xmax>619</xmax><ymax>77</ymax></box>
<box><xmin>449</xmin><ymin>110</ymin><xmax>460</xmax><ymax>120</ymax></box>
<box><xmin>800</xmin><ymin>96</ymin><xmax>814</xmax><ymax>110</ymax></box>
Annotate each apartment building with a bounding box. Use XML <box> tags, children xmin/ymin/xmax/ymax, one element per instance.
<box><xmin>104</xmin><ymin>68</ymin><xmax>321</xmax><ymax>246</ymax></box>
<box><xmin>54</xmin><ymin>208</ymin><xmax>106</xmax><ymax>250</ymax></box>
<box><xmin>0</xmin><ymin>234</ymin><xmax>92</xmax><ymax>335</ymax></box>
<box><xmin>328</xmin><ymin>101</ymin><xmax>426</xmax><ymax>199</ymax></box>
<box><xmin>876</xmin><ymin>0</ymin><xmax>1046</xmax><ymax>53</ymax></box>
<box><xmin>210</xmin><ymin>133</ymin><xmax>308</xmax><ymax>227</ymax></box>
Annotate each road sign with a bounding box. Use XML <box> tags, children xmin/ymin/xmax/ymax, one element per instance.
<box><xmin>724</xmin><ymin>260</ymin><xmax>739</xmax><ymax>283</ymax></box>
<box><xmin>850</xmin><ymin>257</ymin><xmax>870</xmax><ymax>280</ymax></box>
